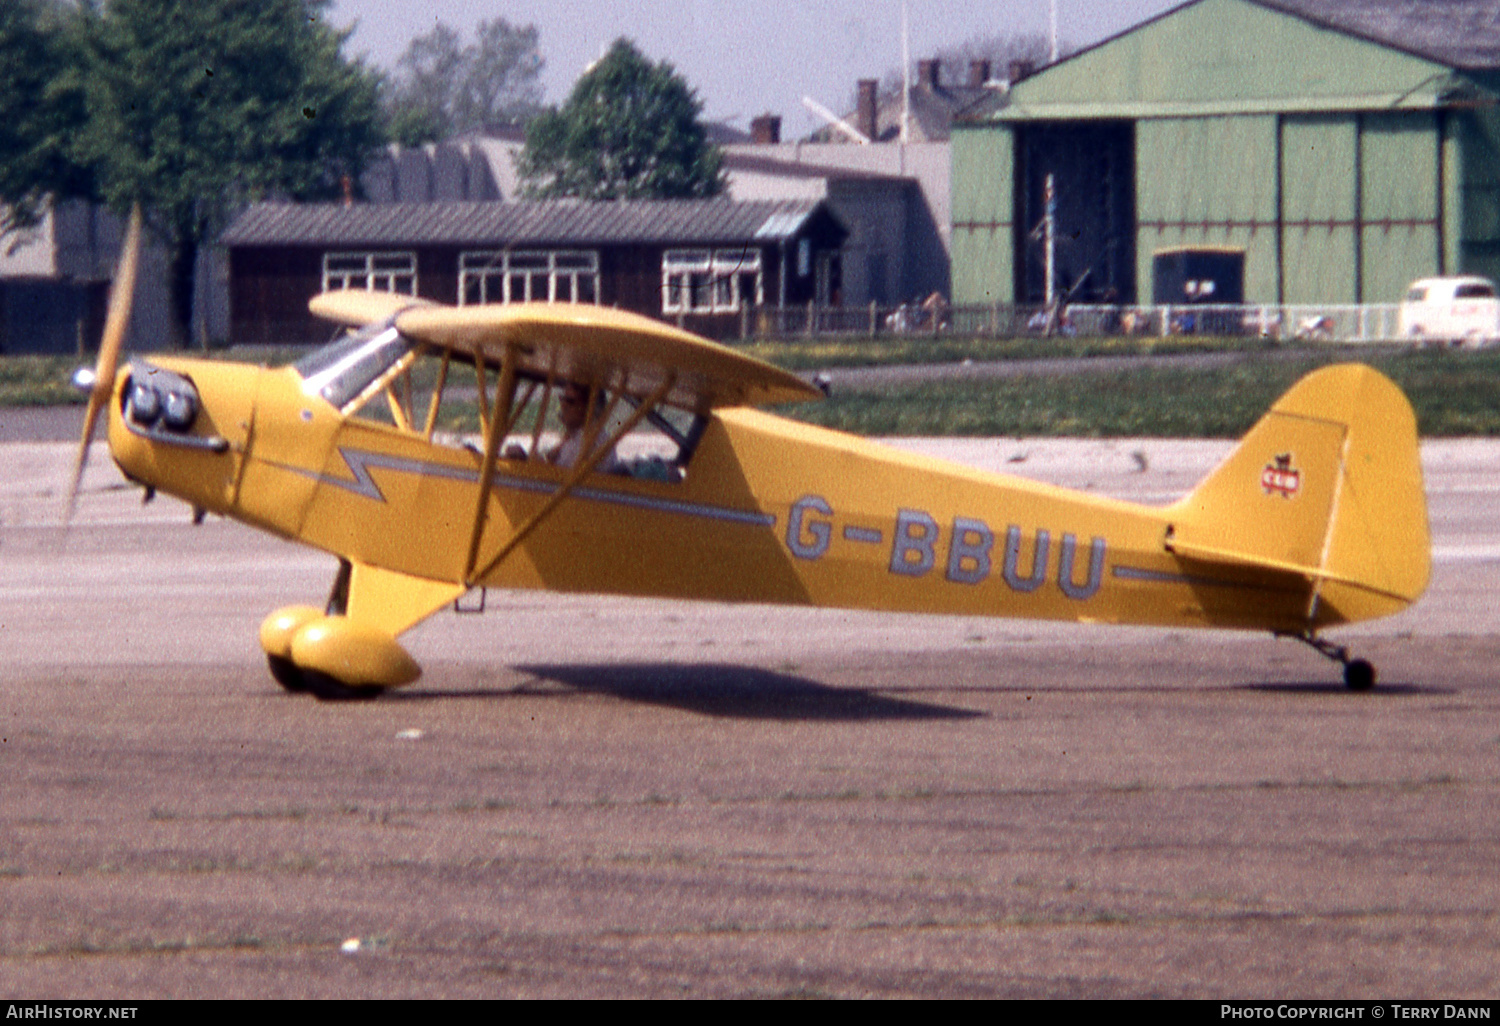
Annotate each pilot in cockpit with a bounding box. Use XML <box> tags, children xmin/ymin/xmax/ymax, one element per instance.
<box><xmin>507</xmin><ymin>380</ymin><xmax>623</xmax><ymax>473</ymax></box>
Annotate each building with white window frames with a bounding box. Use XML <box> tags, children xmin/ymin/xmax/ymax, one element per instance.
<box><xmin>223</xmin><ymin>198</ymin><xmax>846</xmax><ymax>344</ymax></box>
<box><xmin>459</xmin><ymin>250</ymin><xmax>599</xmax><ymax>305</ymax></box>
<box><xmin>321</xmin><ymin>252</ymin><xmax>418</xmax><ymax>295</ymax></box>
<box><xmin>662</xmin><ymin>249</ymin><xmax>763</xmax><ymax>314</ymax></box>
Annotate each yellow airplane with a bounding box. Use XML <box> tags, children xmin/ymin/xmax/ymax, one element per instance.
<box><xmin>69</xmin><ymin>209</ymin><xmax>1430</xmax><ymax>698</ymax></box>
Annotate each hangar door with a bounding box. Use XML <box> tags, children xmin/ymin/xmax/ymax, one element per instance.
<box><xmin>1279</xmin><ymin>114</ymin><xmax>1358</xmax><ymax>304</ymax></box>
<box><xmin>1279</xmin><ymin>112</ymin><xmax>1442</xmax><ymax>305</ymax></box>
<box><xmin>1359</xmin><ymin>112</ymin><xmax>1442</xmax><ymax>305</ymax></box>
<box><xmin>1014</xmin><ymin>122</ymin><xmax>1136</xmax><ymax>304</ymax></box>
<box><xmin>1135</xmin><ymin>115</ymin><xmax>1279</xmax><ymax>304</ymax></box>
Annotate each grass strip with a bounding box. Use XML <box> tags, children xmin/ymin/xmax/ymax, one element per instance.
<box><xmin>729</xmin><ymin>332</ymin><xmax>1280</xmax><ymax>370</ymax></box>
<box><xmin>779</xmin><ymin>348</ymin><xmax>1500</xmax><ymax>438</ymax></box>
<box><xmin>7</xmin><ymin>342</ymin><xmax>1498</xmax><ymax>437</ymax></box>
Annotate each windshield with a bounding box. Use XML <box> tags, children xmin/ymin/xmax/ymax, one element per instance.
<box><xmin>293</xmin><ymin>321</ymin><xmax>413</xmax><ymax>410</ymax></box>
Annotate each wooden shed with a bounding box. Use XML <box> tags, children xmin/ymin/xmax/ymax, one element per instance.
<box><xmin>222</xmin><ymin>198</ymin><xmax>847</xmax><ymax>345</ymax></box>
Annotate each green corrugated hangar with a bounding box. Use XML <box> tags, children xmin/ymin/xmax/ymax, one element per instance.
<box><xmin>951</xmin><ymin>0</ymin><xmax>1500</xmax><ymax>308</ymax></box>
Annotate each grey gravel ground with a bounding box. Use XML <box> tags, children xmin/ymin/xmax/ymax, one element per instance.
<box><xmin>1</xmin><ymin>434</ymin><xmax>1496</xmax><ymax>998</ymax></box>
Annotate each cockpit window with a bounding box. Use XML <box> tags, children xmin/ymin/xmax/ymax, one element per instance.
<box><xmin>294</xmin><ymin>329</ymin><xmax>708</xmax><ymax>482</ymax></box>
<box><xmin>495</xmin><ymin>374</ymin><xmax>706</xmax><ymax>482</ymax></box>
<box><xmin>294</xmin><ymin>321</ymin><xmax>413</xmax><ymax>410</ymax></box>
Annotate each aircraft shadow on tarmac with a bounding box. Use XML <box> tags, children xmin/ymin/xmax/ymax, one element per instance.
<box><xmin>429</xmin><ymin>663</ymin><xmax>989</xmax><ymax>721</ymax></box>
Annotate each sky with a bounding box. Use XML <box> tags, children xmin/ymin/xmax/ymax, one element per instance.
<box><xmin>327</xmin><ymin>0</ymin><xmax>1182</xmax><ymax>138</ymax></box>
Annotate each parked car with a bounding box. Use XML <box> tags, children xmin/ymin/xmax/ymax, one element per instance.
<box><xmin>1399</xmin><ymin>276</ymin><xmax>1500</xmax><ymax>346</ymax></box>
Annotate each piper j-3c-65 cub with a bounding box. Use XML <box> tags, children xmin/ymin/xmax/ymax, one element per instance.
<box><xmin>68</xmin><ymin>208</ymin><xmax>1430</xmax><ymax>699</ymax></box>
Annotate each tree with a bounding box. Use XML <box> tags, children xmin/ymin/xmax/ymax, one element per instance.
<box><xmin>78</xmin><ymin>0</ymin><xmax>385</xmax><ymax>346</ymax></box>
<box><xmin>384</xmin><ymin>18</ymin><xmax>543</xmax><ymax>146</ymax></box>
<box><xmin>517</xmin><ymin>38</ymin><xmax>724</xmax><ymax>201</ymax></box>
<box><xmin>0</xmin><ymin>0</ymin><xmax>94</xmax><ymax>240</ymax></box>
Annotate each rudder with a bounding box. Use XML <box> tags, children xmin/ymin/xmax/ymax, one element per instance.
<box><xmin>1167</xmin><ymin>364</ymin><xmax>1429</xmax><ymax>627</ymax></box>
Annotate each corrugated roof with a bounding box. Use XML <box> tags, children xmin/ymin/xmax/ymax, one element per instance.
<box><xmin>1257</xmin><ymin>0</ymin><xmax>1500</xmax><ymax>69</ymax></box>
<box><xmin>959</xmin><ymin>0</ymin><xmax>1500</xmax><ymax>125</ymax></box>
<box><xmin>720</xmin><ymin>151</ymin><xmax>914</xmax><ymax>183</ymax></box>
<box><xmin>222</xmin><ymin>198</ymin><xmax>833</xmax><ymax>249</ymax></box>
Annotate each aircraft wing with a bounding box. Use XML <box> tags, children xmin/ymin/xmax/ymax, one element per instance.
<box><xmin>392</xmin><ymin>303</ymin><xmax>821</xmax><ymax>411</ymax></box>
<box><xmin>308</xmin><ymin>289</ymin><xmax>438</xmax><ymax>327</ymax></box>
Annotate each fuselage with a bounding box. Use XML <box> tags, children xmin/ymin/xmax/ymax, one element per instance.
<box><xmin>107</xmin><ymin>351</ymin><xmax>1335</xmax><ymax>637</ymax></box>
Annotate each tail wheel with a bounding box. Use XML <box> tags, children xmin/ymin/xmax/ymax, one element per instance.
<box><xmin>1283</xmin><ymin>632</ymin><xmax>1379</xmax><ymax>691</ymax></box>
<box><xmin>1344</xmin><ymin>659</ymin><xmax>1376</xmax><ymax>692</ymax></box>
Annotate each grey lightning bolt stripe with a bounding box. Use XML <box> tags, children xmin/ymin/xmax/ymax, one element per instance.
<box><xmin>562</xmin><ymin>480</ymin><xmax>775</xmax><ymax>526</ymax></box>
<box><xmin>1111</xmin><ymin>564</ymin><xmax>1296</xmax><ymax>592</ymax></box>
<box><xmin>268</xmin><ymin>447</ymin><xmax>775</xmax><ymax>528</ymax></box>
<box><xmin>266</xmin><ymin>449</ymin><xmax>480</xmax><ymax>502</ymax></box>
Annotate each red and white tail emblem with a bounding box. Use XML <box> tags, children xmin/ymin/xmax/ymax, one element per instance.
<box><xmin>1261</xmin><ymin>453</ymin><xmax>1300</xmax><ymax>499</ymax></box>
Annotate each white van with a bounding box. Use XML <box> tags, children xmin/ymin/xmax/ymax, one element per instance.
<box><xmin>1399</xmin><ymin>276</ymin><xmax>1500</xmax><ymax>346</ymax></box>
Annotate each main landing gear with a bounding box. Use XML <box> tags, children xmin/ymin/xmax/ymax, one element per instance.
<box><xmin>265</xmin><ymin>652</ymin><xmax>383</xmax><ymax>702</ymax></box>
<box><xmin>1282</xmin><ymin>632</ymin><xmax>1376</xmax><ymax>691</ymax></box>
<box><xmin>258</xmin><ymin>561</ymin><xmax>418</xmax><ymax>702</ymax></box>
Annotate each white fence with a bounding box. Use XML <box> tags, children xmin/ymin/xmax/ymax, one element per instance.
<box><xmin>753</xmin><ymin>302</ymin><xmax>1407</xmax><ymax>344</ymax></box>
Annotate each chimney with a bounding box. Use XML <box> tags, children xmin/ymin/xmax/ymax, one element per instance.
<box><xmin>750</xmin><ymin>113</ymin><xmax>781</xmax><ymax>144</ymax></box>
<box><xmin>918</xmin><ymin>58</ymin><xmax>941</xmax><ymax>90</ymax></box>
<box><xmin>969</xmin><ymin>60</ymin><xmax>992</xmax><ymax>87</ymax></box>
<box><xmin>856</xmin><ymin>79</ymin><xmax>878</xmax><ymax>141</ymax></box>
<box><xmin>1008</xmin><ymin>59</ymin><xmax>1036</xmax><ymax>84</ymax></box>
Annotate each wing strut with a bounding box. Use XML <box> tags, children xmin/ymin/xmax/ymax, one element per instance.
<box><xmin>467</xmin><ymin>373</ymin><xmax>677</xmax><ymax>587</ymax></box>
<box><xmin>528</xmin><ymin>362</ymin><xmax>558</xmax><ymax>456</ymax></box>
<box><xmin>461</xmin><ymin>345</ymin><xmax>520</xmax><ymax>582</ymax></box>
<box><xmin>421</xmin><ymin>348</ymin><xmax>451</xmax><ymax>440</ymax></box>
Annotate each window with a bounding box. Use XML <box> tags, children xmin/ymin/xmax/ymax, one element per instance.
<box><xmin>322</xmin><ymin>252</ymin><xmax>417</xmax><ymax>294</ymax></box>
<box><xmin>459</xmin><ymin>250</ymin><xmax>600</xmax><ymax>305</ymax></box>
<box><xmin>290</xmin><ymin>325</ymin><xmax>708</xmax><ymax>477</ymax></box>
<box><xmin>662</xmin><ymin>248</ymin><xmax>763</xmax><ymax>314</ymax></box>
<box><xmin>500</xmin><ymin>374</ymin><xmax>706</xmax><ymax>482</ymax></box>
<box><xmin>294</xmin><ymin>322</ymin><xmax>414</xmax><ymax>411</ymax></box>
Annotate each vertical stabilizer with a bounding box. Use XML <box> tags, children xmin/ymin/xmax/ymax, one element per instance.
<box><xmin>1167</xmin><ymin>364</ymin><xmax>1429</xmax><ymax>626</ymax></box>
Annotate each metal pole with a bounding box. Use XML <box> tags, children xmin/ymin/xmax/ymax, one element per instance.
<box><xmin>1044</xmin><ymin>174</ymin><xmax>1057</xmax><ymax>334</ymax></box>
<box><xmin>901</xmin><ymin>0</ymin><xmax>911</xmax><ymax>145</ymax></box>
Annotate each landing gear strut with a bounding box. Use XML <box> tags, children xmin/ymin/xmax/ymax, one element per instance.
<box><xmin>1282</xmin><ymin>632</ymin><xmax>1376</xmax><ymax>691</ymax></box>
<box><xmin>258</xmin><ymin>560</ymin><xmax>415</xmax><ymax>702</ymax></box>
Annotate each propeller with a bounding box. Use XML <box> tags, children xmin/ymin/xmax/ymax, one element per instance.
<box><xmin>65</xmin><ymin>203</ymin><xmax>143</xmax><ymax>525</ymax></box>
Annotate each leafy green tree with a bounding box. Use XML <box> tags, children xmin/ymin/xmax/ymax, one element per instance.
<box><xmin>78</xmin><ymin>0</ymin><xmax>384</xmax><ymax>346</ymax></box>
<box><xmin>385</xmin><ymin>18</ymin><xmax>543</xmax><ymax>146</ymax></box>
<box><xmin>0</xmin><ymin>0</ymin><xmax>94</xmax><ymax>239</ymax></box>
<box><xmin>518</xmin><ymin>38</ymin><xmax>724</xmax><ymax>201</ymax></box>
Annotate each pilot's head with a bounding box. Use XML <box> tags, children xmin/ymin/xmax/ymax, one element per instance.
<box><xmin>559</xmin><ymin>382</ymin><xmax>594</xmax><ymax>430</ymax></box>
